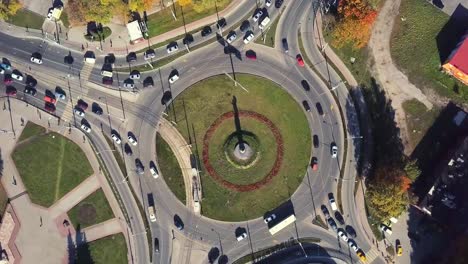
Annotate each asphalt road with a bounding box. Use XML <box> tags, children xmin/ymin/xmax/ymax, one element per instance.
<box><xmin>0</xmin><ymin>0</ymin><xmax>384</xmax><ymax>263</ymax></box>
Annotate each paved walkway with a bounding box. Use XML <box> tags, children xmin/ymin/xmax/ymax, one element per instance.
<box><xmin>368</xmin><ymin>0</ymin><xmax>433</xmax><ymax>155</ymax></box>
<box><xmin>81</xmin><ymin>218</ymin><xmax>123</xmax><ymax>243</ymax></box>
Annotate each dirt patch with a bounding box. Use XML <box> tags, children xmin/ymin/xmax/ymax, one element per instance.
<box><xmin>77</xmin><ymin>204</ymin><xmax>97</xmax><ymax>225</ymax></box>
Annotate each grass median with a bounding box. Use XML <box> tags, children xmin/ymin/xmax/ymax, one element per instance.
<box><xmin>68</xmin><ymin>188</ymin><xmax>114</xmax><ymax>229</ymax></box>
<box><xmin>87</xmin><ymin>233</ymin><xmax>128</xmax><ymax>264</ymax></box>
<box><xmin>7</xmin><ymin>9</ymin><xmax>44</xmax><ymax>30</ymax></box>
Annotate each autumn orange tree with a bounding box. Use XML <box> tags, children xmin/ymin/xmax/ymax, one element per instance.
<box><xmin>331</xmin><ymin>0</ymin><xmax>377</xmax><ymax>49</ymax></box>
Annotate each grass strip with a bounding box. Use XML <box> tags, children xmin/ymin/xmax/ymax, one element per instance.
<box><xmin>68</xmin><ymin>188</ymin><xmax>114</xmax><ymax>229</ymax></box>
<box><xmin>6</xmin><ymin>9</ymin><xmax>44</xmax><ymax>30</ymax></box>
<box><xmin>87</xmin><ymin>233</ymin><xmax>128</xmax><ymax>264</ymax></box>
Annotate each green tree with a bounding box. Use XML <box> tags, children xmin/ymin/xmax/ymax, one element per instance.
<box><xmin>0</xmin><ymin>0</ymin><xmax>22</xmax><ymax>20</ymax></box>
<box><xmin>404</xmin><ymin>159</ymin><xmax>421</xmax><ymax>181</ymax></box>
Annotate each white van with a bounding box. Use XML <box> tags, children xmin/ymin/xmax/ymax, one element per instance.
<box><xmin>101</xmin><ymin>70</ymin><xmax>113</xmax><ymax>78</ymax></box>
<box><xmin>259</xmin><ymin>16</ymin><xmax>271</xmax><ymax>30</ymax></box>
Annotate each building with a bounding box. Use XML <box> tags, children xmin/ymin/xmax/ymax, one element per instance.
<box><xmin>126</xmin><ymin>20</ymin><xmax>144</xmax><ymax>44</ymax></box>
<box><xmin>441</xmin><ymin>32</ymin><xmax>468</xmax><ymax>85</ymax></box>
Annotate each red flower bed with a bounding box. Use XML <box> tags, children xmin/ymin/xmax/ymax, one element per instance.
<box><xmin>202</xmin><ymin>111</ymin><xmax>284</xmax><ymax>192</ymax></box>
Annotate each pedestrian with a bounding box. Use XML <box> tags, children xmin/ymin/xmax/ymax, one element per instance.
<box><xmin>81</xmin><ymin>44</ymin><xmax>84</xmax><ymax>51</ymax></box>
<box><xmin>110</xmin><ymin>39</ymin><xmax>113</xmax><ymax>47</ymax></box>
<box><xmin>40</xmin><ymin>216</ymin><xmax>43</xmax><ymax>227</ymax></box>
<box><xmin>83</xmin><ymin>135</ymin><xmax>86</xmax><ymax>143</ymax></box>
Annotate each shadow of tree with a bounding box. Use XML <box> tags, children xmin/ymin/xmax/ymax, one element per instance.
<box><xmin>435</xmin><ymin>4</ymin><xmax>468</xmax><ymax>64</ymax></box>
<box><xmin>67</xmin><ymin>224</ymin><xmax>93</xmax><ymax>264</ymax></box>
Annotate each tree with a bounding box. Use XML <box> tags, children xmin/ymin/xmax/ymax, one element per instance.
<box><xmin>66</xmin><ymin>0</ymin><xmax>86</xmax><ymax>26</ymax></box>
<box><xmin>128</xmin><ymin>0</ymin><xmax>156</xmax><ymax>11</ymax></box>
<box><xmin>0</xmin><ymin>0</ymin><xmax>22</xmax><ymax>20</ymax></box>
<box><xmin>179</xmin><ymin>0</ymin><xmax>193</xmax><ymax>7</ymax></box>
<box><xmin>404</xmin><ymin>159</ymin><xmax>421</xmax><ymax>181</ymax></box>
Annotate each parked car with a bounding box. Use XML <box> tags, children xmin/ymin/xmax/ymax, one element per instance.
<box><xmin>328</xmin><ymin>193</ymin><xmax>337</xmax><ymax>211</ymax></box>
<box><xmin>236</xmin><ymin>232</ymin><xmax>247</xmax><ymax>241</ymax></box>
<box><xmin>167</xmin><ymin>43</ymin><xmax>179</xmax><ymax>54</ymax></box>
<box><xmin>144</xmin><ymin>49</ymin><xmax>156</xmax><ymax>60</ymax></box>
<box><xmin>335</xmin><ymin>211</ymin><xmax>345</xmax><ymax>225</ymax></box>
<box><xmin>338</xmin><ymin>229</ymin><xmax>349</xmax><ymax>242</ymax></box>
<box><xmin>201</xmin><ymin>26</ymin><xmax>212</xmax><ymax>37</ymax></box>
<box><xmin>327</xmin><ymin>217</ymin><xmax>338</xmax><ymax>231</ymax></box>
<box><xmin>331</xmin><ymin>143</ymin><xmax>338</xmax><ymax>158</ymax></box>
<box><xmin>240</xmin><ymin>20</ymin><xmax>250</xmax><ymax>33</ymax></box>
<box><xmin>217</xmin><ymin>18</ymin><xmax>227</xmax><ymax>29</ymax></box>
<box><xmin>143</xmin><ymin>77</ymin><xmax>154</xmax><ymax>88</ymax></box>
<box><xmin>128</xmin><ymin>134</ymin><xmax>138</xmax><ymax>146</ymax></box>
<box><xmin>174</xmin><ymin>217</ymin><xmax>184</xmax><ymax>230</ymax></box>
<box><xmin>126</xmin><ymin>52</ymin><xmax>137</xmax><ymax>63</ymax></box>
<box><xmin>130</xmin><ymin>70</ymin><xmax>141</xmax><ymax>80</ymax></box>
<box><xmin>345</xmin><ymin>226</ymin><xmax>357</xmax><ymax>238</ymax></box>
<box><xmin>5</xmin><ymin>86</ymin><xmax>17</xmax><ymax>96</ymax></box>
<box><xmin>3</xmin><ymin>75</ymin><xmax>12</xmax><ymax>84</ymax></box>
<box><xmin>348</xmin><ymin>239</ymin><xmax>359</xmax><ymax>252</ymax></box>
<box><xmin>227</xmin><ymin>31</ymin><xmax>237</xmax><ymax>44</ymax></box>
<box><xmin>111</xmin><ymin>133</ymin><xmax>122</xmax><ymax>144</ymax></box>
<box><xmin>102</xmin><ymin>77</ymin><xmax>113</xmax><ymax>85</ymax></box>
<box><xmin>81</xmin><ymin>124</ymin><xmax>91</xmax><ymax>133</ymax></box>
<box><xmin>321</xmin><ymin>205</ymin><xmax>330</xmax><ymax>219</ymax></box>
<box><xmin>243</xmin><ymin>31</ymin><xmax>254</xmax><ymax>44</ymax></box>
<box><xmin>264</xmin><ymin>214</ymin><xmax>276</xmax><ymax>224</ymax></box>
<box><xmin>296</xmin><ymin>54</ymin><xmax>305</xmax><ymax>67</ymax></box>
<box><xmin>92</xmin><ymin>103</ymin><xmax>103</xmax><ymax>115</ymax></box>
<box><xmin>253</xmin><ymin>10</ymin><xmax>263</xmax><ymax>22</ymax></box>
<box><xmin>183</xmin><ymin>34</ymin><xmax>194</xmax><ymax>45</ymax></box>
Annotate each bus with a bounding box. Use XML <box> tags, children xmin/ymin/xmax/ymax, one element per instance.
<box><xmin>268</xmin><ymin>214</ymin><xmax>296</xmax><ymax>235</ymax></box>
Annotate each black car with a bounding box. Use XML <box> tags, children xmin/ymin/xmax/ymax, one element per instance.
<box><xmin>335</xmin><ymin>211</ymin><xmax>345</xmax><ymax>225</ymax></box>
<box><xmin>275</xmin><ymin>0</ymin><xmax>284</xmax><ymax>8</ymax></box>
<box><xmin>327</xmin><ymin>217</ymin><xmax>338</xmax><ymax>231</ymax></box>
<box><xmin>174</xmin><ymin>215</ymin><xmax>184</xmax><ymax>230</ymax></box>
<box><xmin>124</xmin><ymin>143</ymin><xmax>133</xmax><ymax>156</ymax></box>
<box><xmin>126</xmin><ymin>52</ymin><xmax>137</xmax><ymax>63</ymax></box>
<box><xmin>24</xmin><ymin>86</ymin><xmax>37</xmax><ymax>96</ymax></box>
<box><xmin>301</xmin><ymin>80</ymin><xmax>310</xmax><ymax>91</ymax></box>
<box><xmin>345</xmin><ymin>225</ymin><xmax>357</xmax><ymax>238</ymax></box>
<box><xmin>201</xmin><ymin>26</ymin><xmax>212</xmax><ymax>37</ymax></box>
<box><xmin>154</xmin><ymin>238</ymin><xmax>160</xmax><ymax>253</ymax></box>
<box><xmin>104</xmin><ymin>54</ymin><xmax>116</xmax><ymax>65</ymax></box>
<box><xmin>313</xmin><ymin>135</ymin><xmax>319</xmax><ymax>148</ymax></box>
<box><xmin>282</xmin><ymin>38</ymin><xmax>289</xmax><ymax>53</ymax></box>
<box><xmin>183</xmin><ymin>34</ymin><xmax>194</xmax><ymax>45</ymax></box>
<box><xmin>217</xmin><ymin>18</ymin><xmax>227</xmax><ymax>29</ymax></box>
<box><xmin>143</xmin><ymin>76</ymin><xmax>154</xmax><ymax>88</ymax></box>
<box><xmin>316</xmin><ymin>103</ymin><xmax>324</xmax><ymax>115</ymax></box>
<box><xmin>26</xmin><ymin>76</ymin><xmax>37</xmax><ymax>87</ymax></box>
<box><xmin>321</xmin><ymin>205</ymin><xmax>330</xmax><ymax>219</ymax></box>
<box><xmin>240</xmin><ymin>20</ymin><xmax>250</xmax><ymax>33</ymax></box>
<box><xmin>92</xmin><ymin>102</ymin><xmax>103</xmax><ymax>115</ymax></box>
<box><xmin>302</xmin><ymin>101</ymin><xmax>311</xmax><ymax>112</ymax></box>
<box><xmin>135</xmin><ymin>159</ymin><xmax>144</xmax><ymax>175</ymax></box>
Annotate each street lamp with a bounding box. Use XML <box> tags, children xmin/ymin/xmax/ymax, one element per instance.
<box><xmin>331</xmin><ymin>80</ymin><xmax>346</xmax><ymax>91</ymax></box>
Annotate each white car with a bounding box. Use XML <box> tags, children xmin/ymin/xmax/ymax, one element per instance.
<box><xmin>338</xmin><ymin>230</ymin><xmax>349</xmax><ymax>242</ymax></box>
<box><xmin>129</xmin><ymin>72</ymin><xmax>140</xmax><ymax>80</ymax></box>
<box><xmin>111</xmin><ymin>134</ymin><xmax>122</xmax><ymax>144</ymax></box>
<box><xmin>123</xmin><ymin>82</ymin><xmax>135</xmax><ymax>89</ymax></box>
<box><xmin>348</xmin><ymin>240</ymin><xmax>359</xmax><ymax>252</ymax></box>
<box><xmin>148</xmin><ymin>206</ymin><xmax>157</xmax><ymax>223</ymax></box>
<box><xmin>167</xmin><ymin>44</ymin><xmax>179</xmax><ymax>54</ymax></box>
<box><xmin>266</xmin><ymin>0</ymin><xmax>272</xmax><ymax>7</ymax></box>
<box><xmin>226</xmin><ymin>32</ymin><xmax>237</xmax><ymax>44</ymax></box>
<box><xmin>243</xmin><ymin>32</ymin><xmax>254</xmax><ymax>44</ymax></box>
<box><xmin>74</xmin><ymin>108</ymin><xmax>85</xmax><ymax>117</ymax></box>
<box><xmin>11</xmin><ymin>73</ymin><xmax>23</xmax><ymax>81</ymax></box>
<box><xmin>81</xmin><ymin>124</ymin><xmax>91</xmax><ymax>133</ymax></box>
<box><xmin>55</xmin><ymin>92</ymin><xmax>66</xmax><ymax>100</ymax></box>
<box><xmin>128</xmin><ymin>135</ymin><xmax>138</xmax><ymax>146</ymax></box>
<box><xmin>0</xmin><ymin>69</ymin><xmax>4</xmax><ymax>74</ymax></box>
<box><xmin>331</xmin><ymin>144</ymin><xmax>338</xmax><ymax>158</ymax></box>
<box><xmin>169</xmin><ymin>73</ymin><xmax>179</xmax><ymax>84</ymax></box>
<box><xmin>380</xmin><ymin>224</ymin><xmax>392</xmax><ymax>235</ymax></box>
<box><xmin>264</xmin><ymin>214</ymin><xmax>276</xmax><ymax>224</ymax></box>
<box><xmin>329</xmin><ymin>194</ymin><xmax>338</xmax><ymax>211</ymax></box>
<box><xmin>150</xmin><ymin>164</ymin><xmax>159</xmax><ymax>179</ymax></box>
<box><xmin>236</xmin><ymin>232</ymin><xmax>247</xmax><ymax>241</ymax></box>
<box><xmin>30</xmin><ymin>57</ymin><xmax>43</xmax><ymax>64</ymax></box>
<box><xmin>253</xmin><ymin>10</ymin><xmax>263</xmax><ymax>22</ymax></box>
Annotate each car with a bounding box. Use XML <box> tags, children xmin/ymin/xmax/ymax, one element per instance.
<box><xmin>24</xmin><ymin>86</ymin><xmax>37</xmax><ymax>96</ymax></box>
<box><xmin>302</xmin><ymin>100</ymin><xmax>311</xmax><ymax>112</ymax></box>
<box><xmin>143</xmin><ymin>77</ymin><xmax>154</xmax><ymax>88</ymax></box>
<box><xmin>327</xmin><ymin>217</ymin><xmax>338</xmax><ymax>231</ymax></box>
<box><xmin>126</xmin><ymin>52</ymin><xmax>137</xmax><ymax>63</ymax></box>
<box><xmin>81</xmin><ymin>124</ymin><xmax>91</xmax><ymax>133</ymax></box>
<box><xmin>44</xmin><ymin>95</ymin><xmax>56</xmax><ymax>104</ymax></box>
<box><xmin>3</xmin><ymin>75</ymin><xmax>12</xmax><ymax>84</ymax></box>
<box><xmin>55</xmin><ymin>92</ymin><xmax>66</xmax><ymax>100</ymax></box>
<box><xmin>0</xmin><ymin>68</ymin><xmax>4</xmax><ymax>74</ymax></box>
<box><xmin>30</xmin><ymin>56</ymin><xmax>43</xmax><ymax>65</ymax></box>
<box><xmin>25</xmin><ymin>77</ymin><xmax>37</xmax><ymax>87</ymax></box>
<box><xmin>201</xmin><ymin>26</ymin><xmax>212</xmax><ymax>37</ymax></box>
<box><xmin>313</xmin><ymin>135</ymin><xmax>319</xmax><ymax>148</ymax></box>
<box><xmin>0</xmin><ymin>63</ymin><xmax>12</xmax><ymax>71</ymax></box>
<box><xmin>183</xmin><ymin>34</ymin><xmax>194</xmax><ymax>45</ymax></box>
<box><xmin>338</xmin><ymin>229</ymin><xmax>349</xmax><ymax>242</ymax></box>
<box><xmin>246</xmin><ymin>50</ymin><xmax>257</xmax><ymax>60</ymax></box>
<box><xmin>253</xmin><ymin>10</ymin><xmax>263</xmax><ymax>22</ymax></box>
<box><xmin>217</xmin><ymin>18</ymin><xmax>227</xmax><ymax>29</ymax></box>
<box><xmin>169</xmin><ymin>73</ymin><xmax>179</xmax><ymax>84</ymax></box>
<box><xmin>316</xmin><ymin>103</ymin><xmax>324</xmax><ymax>115</ymax></box>
<box><xmin>301</xmin><ymin>80</ymin><xmax>310</xmax><ymax>91</ymax></box>
<box><xmin>104</xmin><ymin>55</ymin><xmax>115</xmax><ymax>65</ymax></box>
<box><xmin>135</xmin><ymin>159</ymin><xmax>144</xmax><ymax>175</ymax></box>
<box><xmin>167</xmin><ymin>43</ymin><xmax>179</xmax><ymax>54</ymax></box>
<box><xmin>128</xmin><ymin>134</ymin><xmax>138</xmax><ymax>146</ymax></box>
<box><xmin>329</xmin><ymin>193</ymin><xmax>337</xmax><ymax>211</ymax></box>
<box><xmin>335</xmin><ymin>211</ymin><xmax>345</xmax><ymax>225</ymax></box>
<box><xmin>102</xmin><ymin>77</ymin><xmax>113</xmax><ymax>85</ymax></box>
<box><xmin>150</xmin><ymin>162</ymin><xmax>159</xmax><ymax>179</ymax></box>
<box><xmin>380</xmin><ymin>224</ymin><xmax>392</xmax><ymax>235</ymax></box>
<box><xmin>111</xmin><ymin>133</ymin><xmax>122</xmax><ymax>144</ymax></box>
<box><xmin>345</xmin><ymin>225</ymin><xmax>357</xmax><ymax>238</ymax></box>
<box><xmin>282</xmin><ymin>38</ymin><xmax>289</xmax><ymax>53</ymax></box>
<box><xmin>11</xmin><ymin>72</ymin><xmax>23</xmax><ymax>81</ymax></box>
<box><xmin>148</xmin><ymin>206</ymin><xmax>157</xmax><ymax>222</ymax></box>
<box><xmin>124</xmin><ymin>143</ymin><xmax>133</xmax><ymax>156</ymax></box>
<box><xmin>236</xmin><ymin>232</ymin><xmax>247</xmax><ymax>241</ymax></box>
<box><xmin>331</xmin><ymin>143</ymin><xmax>338</xmax><ymax>158</ymax></box>
<box><xmin>243</xmin><ymin>31</ymin><xmax>254</xmax><ymax>44</ymax></box>
<box><xmin>321</xmin><ymin>205</ymin><xmax>330</xmax><ymax>219</ymax></box>
<box><xmin>311</xmin><ymin>157</ymin><xmax>318</xmax><ymax>171</ymax></box>
<box><xmin>266</xmin><ymin>0</ymin><xmax>272</xmax><ymax>7</ymax></box>
<box><xmin>123</xmin><ymin>80</ymin><xmax>135</xmax><ymax>89</ymax></box>
<box><xmin>44</xmin><ymin>102</ymin><xmax>56</xmax><ymax>113</ymax></box>
<box><xmin>348</xmin><ymin>239</ymin><xmax>359</xmax><ymax>252</ymax></box>
<box><xmin>174</xmin><ymin>218</ymin><xmax>184</xmax><ymax>230</ymax></box>
<box><xmin>226</xmin><ymin>32</ymin><xmax>237</xmax><ymax>44</ymax></box>
<box><xmin>77</xmin><ymin>99</ymin><xmax>88</xmax><ymax>111</ymax></box>
<box><xmin>240</xmin><ymin>20</ymin><xmax>250</xmax><ymax>33</ymax></box>
<box><xmin>275</xmin><ymin>0</ymin><xmax>284</xmax><ymax>8</ymax></box>
<box><xmin>144</xmin><ymin>49</ymin><xmax>156</xmax><ymax>60</ymax></box>
<box><xmin>356</xmin><ymin>250</ymin><xmax>366</xmax><ymax>262</ymax></box>
<box><xmin>154</xmin><ymin>238</ymin><xmax>160</xmax><ymax>253</ymax></box>
<box><xmin>129</xmin><ymin>70</ymin><xmax>141</xmax><ymax>80</ymax></box>
<box><xmin>396</xmin><ymin>240</ymin><xmax>403</xmax><ymax>256</ymax></box>
<box><xmin>264</xmin><ymin>214</ymin><xmax>276</xmax><ymax>223</ymax></box>
<box><xmin>92</xmin><ymin>103</ymin><xmax>103</xmax><ymax>115</ymax></box>
<box><xmin>296</xmin><ymin>54</ymin><xmax>305</xmax><ymax>67</ymax></box>
<box><xmin>6</xmin><ymin>86</ymin><xmax>17</xmax><ymax>96</ymax></box>
<box><xmin>74</xmin><ymin>108</ymin><xmax>85</xmax><ymax>117</ymax></box>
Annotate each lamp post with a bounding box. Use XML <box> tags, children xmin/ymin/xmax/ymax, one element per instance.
<box><xmin>114</xmin><ymin>71</ymin><xmax>127</xmax><ymax>120</ymax></box>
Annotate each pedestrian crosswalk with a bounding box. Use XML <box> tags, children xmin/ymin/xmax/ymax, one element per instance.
<box><xmin>364</xmin><ymin>247</ymin><xmax>381</xmax><ymax>263</ymax></box>
<box><xmin>60</xmin><ymin>101</ymin><xmax>74</xmax><ymax>124</ymax></box>
<box><xmin>80</xmin><ymin>63</ymin><xmax>94</xmax><ymax>82</ymax></box>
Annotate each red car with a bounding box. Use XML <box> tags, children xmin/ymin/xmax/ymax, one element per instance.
<box><xmin>296</xmin><ymin>54</ymin><xmax>305</xmax><ymax>67</ymax></box>
<box><xmin>311</xmin><ymin>157</ymin><xmax>318</xmax><ymax>171</ymax></box>
<box><xmin>246</xmin><ymin>50</ymin><xmax>257</xmax><ymax>60</ymax></box>
<box><xmin>44</xmin><ymin>95</ymin><xmax>56</xmax><ymax>104</ymax></box>
<box><xmin>44</xmin><ymin>102</ymin><xmax>56</xmax><ymax>113</ymax></box>
<box><xmin>4</xmin><ymin>76</ymin><xmax>12</xmax><ymax>85</ymax></box>
<box><xmin>6</xmin><ymin>86</ymin><xmax>17</xmax><ymax>96</ymax></box>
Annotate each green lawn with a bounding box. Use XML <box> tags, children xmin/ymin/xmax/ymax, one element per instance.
<box><xmin>6</xmin><ymin>9</ymin><xmax>44</xmax><ymax>30</ymax></box>
<box><xmin>68</xmin><ymin>188</ymin><xmax>114</xmax><ymax>229</ymax></box>
<box><xmin>155</xmin><ymin>133</ymin><xmax>186</xmax><ymax>204</ymax></box>
<box><xmin>87</xmin><ymin>233</ymin><xmax>127</xmax><ymax>264</ymax></box>
<box><xmin>254</xmin><ymin>15</ymin><xmax>280</xmax><ymax>47</ymax></box>
<box><xmin>146</xmin><ymin>1</ymin><xmax>231</xmax><ymax>38</ymax></box>
<box><xmin>12</xmin><ymin>132</ymin><xmax>93</xmax><ymax>207</ymax></box>
<box><xmin>167</xmin><ymin>74</ymin><xmax>311</xmax><ymax>221</ymax></box>
<box><xmin>18</xmin><ymin>122</ymin><xmax>46</xmax><ymax>142</ymax></box>
<box><xmin>402</xmin><ymin>99</ymin><xmax>441</xmax><ymax>150</ymax></box>
<box><xmin>391</xmin><ymin>0</ymin><xmax>468</xmax><ymax>102</ymax></box>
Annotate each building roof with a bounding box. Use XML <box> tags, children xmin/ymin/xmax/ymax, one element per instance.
<box><xmin>447</xmin><ymin>35</ymin><xmax>468</xmax><ymax>74</ymax></box>
<box><xmin>126</xmin><ymin>20</ymin><xmax>144</xmax><ymax>43</ymax></box>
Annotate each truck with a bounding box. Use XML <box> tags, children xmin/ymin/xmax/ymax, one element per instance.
<box><xmin>268</xmin><ymin>214</ymin><xmax>296</xmax><ymax>235</ymax></box>
<box><xmin>259</xmin><ymin>16</ymin><xmax>271</xmax><ymax>30</ymax></box>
